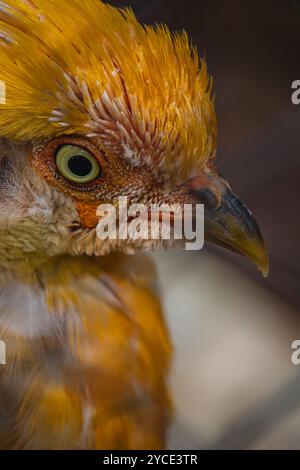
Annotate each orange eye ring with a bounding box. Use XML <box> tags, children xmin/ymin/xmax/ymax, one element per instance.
<box><xmin>32</xmin><ymin>136</ymin><xmax>108</xmax><ymax>199</ymax></box>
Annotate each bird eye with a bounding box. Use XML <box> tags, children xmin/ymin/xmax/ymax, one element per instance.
<box><xmin>55</xmin><ymin>145</ymin><xmax>101</xmax><ymax>183</ymax></box>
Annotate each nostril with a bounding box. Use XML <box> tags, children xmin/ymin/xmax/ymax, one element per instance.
<box><xmin>195</xmin><ymin>188</ymin><xmax>218</xmax><ymax>210</ymax></box>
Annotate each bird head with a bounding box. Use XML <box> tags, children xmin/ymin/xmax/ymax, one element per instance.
<box><xmin>0</xmin><ymin>0</ymin><xmax>268</xmax><ymax>275</ymax></box>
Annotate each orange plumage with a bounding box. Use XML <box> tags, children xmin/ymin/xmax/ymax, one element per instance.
<box><xmin>0</xmin><ymin>0</ymin><xmax>267</xmax><ymax>450</ymax></box>
<box><xmin>1</xmin><ymin>255</ymin><xmax>171</xmax><ymax>449</ymax></box>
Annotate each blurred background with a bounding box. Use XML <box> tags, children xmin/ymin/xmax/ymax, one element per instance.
<box><xmin>106</xmin><ymin>0</ymin><xmax>300</xmax><ymax>449</ymax></box>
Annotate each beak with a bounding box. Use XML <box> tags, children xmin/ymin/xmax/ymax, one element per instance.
<box><xmin>189</xmin><ymin>173</ymin><xmax>269</xmax><ymax>277</ymax></box>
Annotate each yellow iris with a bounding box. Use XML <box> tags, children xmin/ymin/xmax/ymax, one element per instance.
<box><xmin>56</xmin><ymin>145</ymin><xmax>100</xmax><ymax>183</ymax></box>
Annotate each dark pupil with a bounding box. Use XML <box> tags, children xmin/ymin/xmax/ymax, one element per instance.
<box><xmin>68</xmin><ymin>155</ymin><xmax>92</xmax><ymax>177</ymax></box>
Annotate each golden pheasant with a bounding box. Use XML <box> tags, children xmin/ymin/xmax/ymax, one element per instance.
<box><xmin>0</xmin><ymin>0</ymin><xmax>268</xmax><ymax>450</ymax></box>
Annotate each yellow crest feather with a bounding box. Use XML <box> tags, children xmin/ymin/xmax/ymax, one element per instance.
<box><xmin>0</xmin><ymin>0</ymin><xmax>217</xmax><ymax>180</ymax></box>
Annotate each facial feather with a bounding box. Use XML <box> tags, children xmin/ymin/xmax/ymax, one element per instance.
<box><xmin>0</xmin><ymin>140</ymin><xmax>78</xmax><ymax>270</ymax></box>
